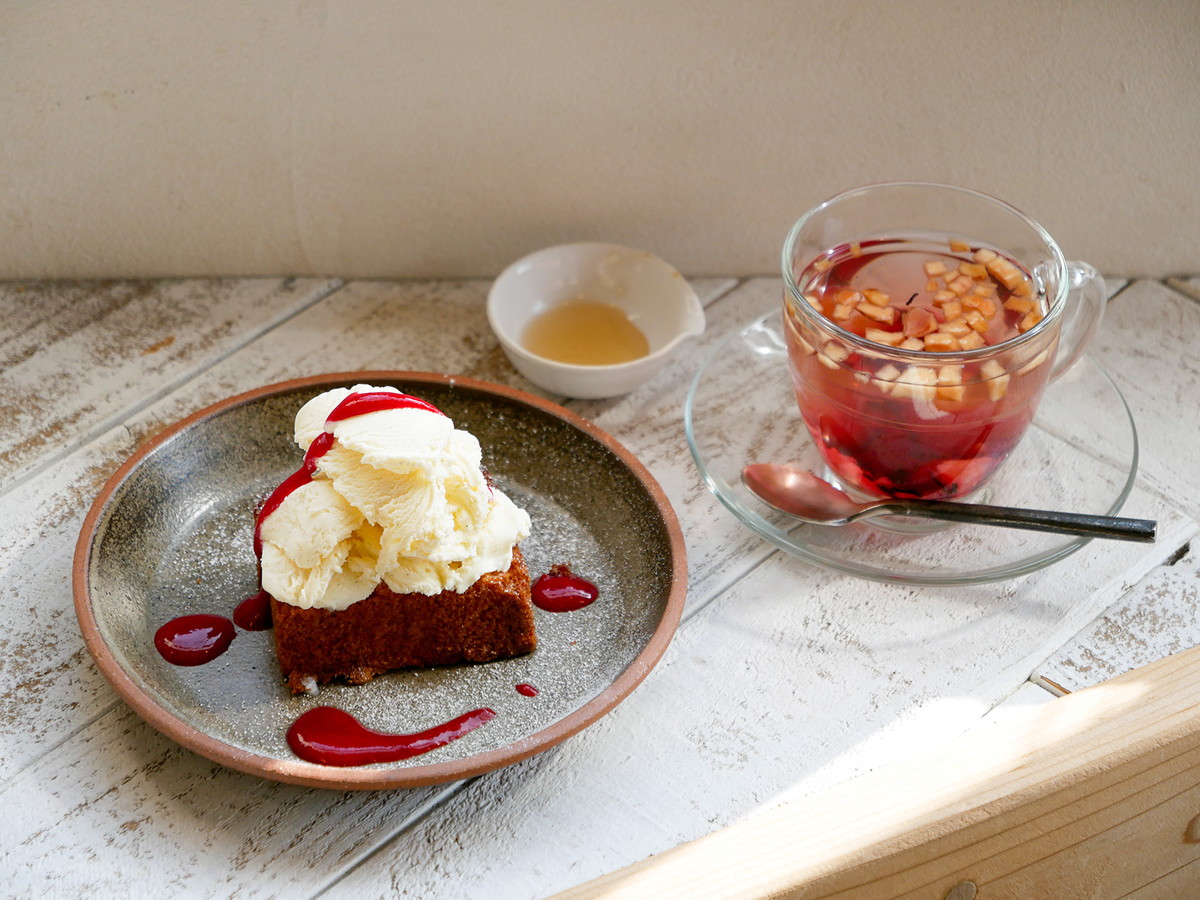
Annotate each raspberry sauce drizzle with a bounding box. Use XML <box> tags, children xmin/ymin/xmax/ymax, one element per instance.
<box><xmin>515</xmin><ymin>683</ymin><xmax>539</xmax><ymax>697</ymax></box>
<box><xmin>253</xmin><ymin>430</ymin><xmax>335</xmax><ymax>557</ymax></box>
<box><xmin>287</xmin><ymin>706</ymin><xmax>495</xmax><ymax>766</ymax></box>
<box><xmin>233</xmin><ymin>589</ymin><xmax>273</xmax><ymax>631</ymax></box>
<box><xmin>324</xmin><ymin>390</ymin><xmax>445</xmax><ymax>421</ymax></box>
<box><xmin>154</xmin><ymin>614</ymin><xmax>236</xmax><ymax>666</ymax></box>
<box><xmin>532</xmin><ymin>566</ymin><xmax>599</xmax><ymax>612</ymax></box>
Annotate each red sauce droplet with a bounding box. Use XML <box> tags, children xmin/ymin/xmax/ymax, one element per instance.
<box><xmin>532</xmin><ymin>565</ymin><xmax>599</xmax><ymax>612</ymax></box>
<box><xmin>516</xmin><ymin>683</ymin><xmax>539</xmax><ymax>697</ymax></box>
<box><xmin>154</xmin><ymin>614</ymin><xmax>236</xmax><ymax>666</ymax></box>
<box><xmin>233</xmin><ymin>589</ymin><xmax>273</xmax><ymax>631</ymax></box>
<box><xmin>287</xmin><ymin>706</ymin><xmax>495</xmax><ymax>767</ymax></box>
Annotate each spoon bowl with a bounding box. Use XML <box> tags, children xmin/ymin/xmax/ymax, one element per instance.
<box><xmin>742</xmin><ymin>463</ymin><xmax>1156</xmax><ymax>543</ymax></box>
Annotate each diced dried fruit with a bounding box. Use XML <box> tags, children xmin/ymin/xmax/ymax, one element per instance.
<box><xmin>875</xmin><ymin>363</ymin><xmax>902</xmax><ymax>381</ymax></box>
<box><xmin>936</xmin><ymin>364</ymin><xmax>964</xmax><ymax>401</ymax></box>
<box><xmin>801</xmin><ymin>243</ymin><xmax>1052</xmax><ymax>394</ymax></box>
<box><xmin>818</xmin><ymin>341</ymin><xmax>850</xmax><ymax>368</ymax></box>
<box><xmin>805</xmin><ymin>294</ymin><xmax>822</xmax><ymax>310</ymax></box>
<box><xmin>980</xmin><ymin>359</ymin><xmax>1010</xmax><ymax>400</ymax></box>
<box><xmin>903</xmin><ymin>306</ymin><xmax>939</xmax><ymax>338</ymax></box>
<box><xmin>964</xmin><ymin>309</ymin><xmax>989</xmax><ymax>333</ymax></box>
<box><xmin>835</xmin><ymin>289</ymin><xmax>864</xmax><ymax>306</ymax></box>
<box><xmin>862</xmin><ymin>288</ymin><xmax>892</xmax><ymax>307</ymax></box>
<box><xmin>859</xmin><ymin>302</ymin><xmax>896</xmax><ymax>324</ymax></box>
<box><xmin>958</xmin><ymin>331</ymin><xmax>986</xmax><ymax>351</ymax></box>
<box><xmin>1019</xmin><ymin>311</ymin><xmax>1043</xmax><ymax>332</ymax></box>
<box><xmin>924</xmin><ymin>332</ymin><xmax>961</xmax><ymax>352</ymax></box>
<box><xmin>962</xmin><ymin>295</ymin><xmax>997</xmax><ymax>317</ymax></box>
<box><xmin>865</xmin><ymin>327</ymin><xmax>904</xmax><ymax>347</ymax></box>
<box><xmin>891</xmin><ymin>366</ymin><xmax>938</xmax><ymax>401</ymax></box>
<box><xmin>873</xmin><ymin>363</ymin><xmax>902</xmax><ymax>392</ymax></box>
<box><xmin>986</xmin><ymin>256</ymin><xmax>1029</xmax><ymax>294</ymax></box>
<box><xmin>948</xmin><ymin>275</ymin><xmax>974</xmax><ymax>295</ymax></box>
<box><xmin>939</xmin><ymin>317</ymin><xmax>972</xmax><ymax>337</ymax></box>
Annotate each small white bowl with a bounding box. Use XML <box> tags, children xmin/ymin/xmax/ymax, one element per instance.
<box><xmin>487</xmin><ymin>242</ymin><xmax>706</xmax><ymax>398</ymax></box>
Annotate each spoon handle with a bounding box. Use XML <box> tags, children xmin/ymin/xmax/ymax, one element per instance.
<box><xmin>894</xmin><ymin>500</ymin><xmax>1157</xmax><ymax>543</ymax></box>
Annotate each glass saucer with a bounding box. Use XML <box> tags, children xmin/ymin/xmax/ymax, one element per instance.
<box><xmin>684</xmin><ymin>311</ymin><xmax>1140</xmax><ymax>585</ymax></box>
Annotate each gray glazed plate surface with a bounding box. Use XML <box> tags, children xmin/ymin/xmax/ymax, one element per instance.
<box><xmin>74</xmin><ymin>373</ymin><xmax>687</xmax><ymax>789</ymax></box>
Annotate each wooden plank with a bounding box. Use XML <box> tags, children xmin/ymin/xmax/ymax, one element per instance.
<box><xmin>1037</xmin><ymin>541</ymin><xmax>1200</xmax><ymax>694</ymax></box>
<box><xmin>1091</xmin><ymin>280</ymin><xmax>1200</xmax><ymax>522</ymax></box>
<box><xmin>0</xmin><ymin>702</ymin><xmax>461</xmax><ymax>897</ymax></box>
<box><xmin>1029</xmin><ymin>278</ymin><xmax>1200</xmax><ymax>694</ymax></box>
<box><xmin>548</xmin><ymin>643</ymin><xmax>1200</xmax><ymax>899</ymax></box>
<box><xmin>0</xmin><ymin>278</ymin><xmax>340</xmax><ymax>492</ymax></box>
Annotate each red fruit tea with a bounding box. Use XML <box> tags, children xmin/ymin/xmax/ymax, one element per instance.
<box><xmin>784</xmin><ymin>237</ymin><xmax>1058</xmax><ymax>500</ymax></box>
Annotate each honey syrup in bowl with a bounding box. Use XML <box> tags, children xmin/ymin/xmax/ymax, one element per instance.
<box><xmin>487</xmin><ymin>242</ymin><xmax>705</xmax><ymax>398</ymax></box>
<box><xmin>521</xmin><ymin>297</ymin><xmax>650</xmax><ymax>366</ymax></box>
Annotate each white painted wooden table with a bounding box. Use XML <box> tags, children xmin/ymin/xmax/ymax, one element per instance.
<box><xmin>2</xmin><ymin>274</ymin><xmax>1198</xmax><ymax>898</ymax></box>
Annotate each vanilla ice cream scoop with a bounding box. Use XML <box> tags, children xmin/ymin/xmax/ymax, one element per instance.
<box><xmin>258</xmin><ymin>385</ymin><xmax>531</xmax><ymax>610</ymax></box>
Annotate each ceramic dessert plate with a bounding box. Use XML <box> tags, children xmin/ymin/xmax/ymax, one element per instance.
<box><xmin>74</xmin><ymin>373</ymin><xmax>687</xmax><ymax>790</ymax></box>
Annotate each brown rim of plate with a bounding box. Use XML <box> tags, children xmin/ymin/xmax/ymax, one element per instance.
<box><xmin>71</xmin><ymin>371</ymin><xmax>688</xmax><ymax>790</ymax></box>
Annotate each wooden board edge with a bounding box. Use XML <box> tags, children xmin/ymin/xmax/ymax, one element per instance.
<box><xmin>551</xmin><ymin>643</ymin><xmax>1200</xmax><ymax>899</ymax></box>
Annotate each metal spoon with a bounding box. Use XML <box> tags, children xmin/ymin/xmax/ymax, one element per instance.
<box><xmin>741</xmin><ymin>463</ymin><xmax>1157</xmax><ymax>543</ymax></box>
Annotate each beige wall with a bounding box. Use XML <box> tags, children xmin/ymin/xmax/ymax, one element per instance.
<box><xmin>2</xmin><ymin>1</ymin><xmax>1197</xmax><ymax>280</ymax></box>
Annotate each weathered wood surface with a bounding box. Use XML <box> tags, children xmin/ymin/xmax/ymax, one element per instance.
<box><xmin>1</xmin><ymin>275</ymin><xmax>1197</xmax><ymax>899</ymax></box>
<box><xmin>0</xmin><ymin>278</ymin><xmax>341</xmax><ymax>492</ymax></box>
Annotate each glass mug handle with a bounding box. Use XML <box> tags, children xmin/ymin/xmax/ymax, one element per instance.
<box><xmin>1050</xmin><ymin>262</ymin><xmax>1106</xmax><ymax>380</ymax></box>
